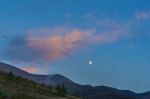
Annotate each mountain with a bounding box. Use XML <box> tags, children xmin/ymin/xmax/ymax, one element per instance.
<box><xmin>0</xmin><ymin>62</ymin><xmax>81</xmax><ymax>93</ymax></box>
<box><xmin>0</xmin><ymin>62</ymin><xmax>149</xmax><ymax>99</ymax></box>
<box><xmin>0</xmin><ymin>67</ymin><xmax>79</xmax><ymax>99</ymax></box>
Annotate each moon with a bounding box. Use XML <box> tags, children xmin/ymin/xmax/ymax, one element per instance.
<box><xmin>89</xmin><ymin>60</ymin><xmax>93</xmax><ymax>65</ymax></box>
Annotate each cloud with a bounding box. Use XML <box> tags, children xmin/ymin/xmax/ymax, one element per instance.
<box><xmin>27</xmin><ymin>28</ymin><xmax>93</xmax><ymax>60</ymax></box>
<box><xmin>3</xmin><ymin>35</ymin><xmax>44</xmax><ymax>63</ymax></box>
<box><xmin>22</xmin><ymin>66</ymin><xmax>40</xmax><ymax>74</ymax></box>
<box><xmin>2</xmin><ymin>25</ymin><xmax>131</xmax><ymax>63</ymax></box>
<box><xmin>135</xmin><ymin>11</ymin><xmax>150</xmax><ymax>21</ymax></box>
<box><xmin>2</xmin><ymin>29</ymin><xmax>92</xmax><ymax>62</ymax></box>
<box><xmin>64</xmin><ymin>13</ymin><xmax>71</xmax><ymax>18</ymax></box>
<box><xmin>83</xmin><ymin>12</ymin><xmax>120</xmax><ymax>27</ymax></box>
<box><xmin>83</xmin><ymin>13</ymin><xmax>131</xmax><ymax>43</ymax></box>
<box><xmin>2</xmin><ymin>12</ymin><xmax>133</xmax><ymax>63</ymax></box>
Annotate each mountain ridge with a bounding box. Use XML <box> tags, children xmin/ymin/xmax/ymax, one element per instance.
<box><xmin>0</xmin><ymin>62</ymin><xmax>149</xmax><ymax>99</ymax></box>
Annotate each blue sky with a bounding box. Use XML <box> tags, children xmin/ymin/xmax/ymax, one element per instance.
<box><xmin>0</xmin><ymin>0</ymin><xmax>150</xmax><ymax>93</ymax></box>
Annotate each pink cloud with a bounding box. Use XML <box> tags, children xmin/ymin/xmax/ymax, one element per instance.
<box><xmin>22</xmin><ymin>66</ymin><xmax>40</xmax><ymax>73</ymax></box>
<box><xmin>26</xmin><ymin>27</ymin><xmax>130</xmax><ymax>60</ymax></box>
<box><xmin>2</xmin><ymin>13</ymin><xmax>135</xmax><ymax>63</ymax></box>
<box><xmin>3</xmin><ymin>17</ymin><xmax>131</xmax><ymax>63</ymax></box>
<box><xmin>27</xmin><ymin>29</ymin><xmax>93</xmax><ymax>60</ymax></box>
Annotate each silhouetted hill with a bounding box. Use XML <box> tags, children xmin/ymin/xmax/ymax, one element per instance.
<box><xmin>0</xmin><ymin>70</ymin><xmax>79</xmax><ymax>99</ymax></box>
<box><xmin>0</xmin><ymin>62</ymin><xmax>149</xmax><ymax>99</ymax></box>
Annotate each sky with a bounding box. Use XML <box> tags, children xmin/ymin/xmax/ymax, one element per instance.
<box><xmin>0</xmin><ymin>0</ymin><xmax>150</xmax><ymax>93</ymax></box>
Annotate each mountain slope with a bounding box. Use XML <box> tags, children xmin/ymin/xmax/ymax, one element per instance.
<box><xmin>0</xmin><ymin>62</ymin><xmax>81</xmax><ymax>92</ymax></box>
<box><xmin>0</xmin><ymin>70</ymin><xmax>79</xmax><ymax>99</ymax></box>
<box><xmin>0</xmin><ymin>62</ymin><xmax>149</xmax><ymax>99</ymax></box>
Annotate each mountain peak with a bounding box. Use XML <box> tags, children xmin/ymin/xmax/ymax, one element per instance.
<box><xmin>48</xmin><ymin>74</ymin><xmax>71</xmax><ymax>82</ymax></box>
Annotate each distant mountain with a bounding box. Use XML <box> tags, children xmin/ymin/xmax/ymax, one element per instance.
<box><xmin>0</xmin><ymin>62</ymin><xmax>149</xmax><ymax>99</ymax></box>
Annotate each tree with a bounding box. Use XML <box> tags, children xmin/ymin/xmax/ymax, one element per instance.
<box><xmin>8</xmin><ymin>71</ymin><xmax>14</xmax><ymax>77</ymax></box>
<box><xmin>8</xmin><ymin>71</ymin><xmax>14</xmax><ymax>81</ymax></box>
<box><xmin>41</xmin><ymin>83</ymin><xmax>45</xmax><ymax>87</ymax></box>
<box><xmin>48</xmin><ymin>85</ymin><xmax>52</xmax><ymax>89</ymax></box>
<box><xmin>61</xmin><ymin>84</ymin><xmax>67</xmax><ymax>96</ymax></box>
<box><xmin>55</xmin><ymin>84</ymin><xmax>67</xmax><ymax>96</ymax></box>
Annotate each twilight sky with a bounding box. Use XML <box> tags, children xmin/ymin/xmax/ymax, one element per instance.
<box><xmin>0</xmin><ymin>0</ymin><xmax>150</xmax><ymax>93</ymax></box>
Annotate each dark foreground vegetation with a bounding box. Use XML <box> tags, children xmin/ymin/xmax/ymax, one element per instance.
<box><xmin>0</xmin><ymin>71</ymin><xmax>79</xmax><ymax>99</ymax></box>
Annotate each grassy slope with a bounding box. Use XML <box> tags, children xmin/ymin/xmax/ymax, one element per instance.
<box><xmin>0</xmin><ymin>71</ymin><xmax>79</xmax><ymax>99</ymax></box>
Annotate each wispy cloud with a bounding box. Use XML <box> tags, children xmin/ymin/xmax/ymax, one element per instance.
<box><xmin>83</xmin><ymin>12</ymin><xmax>121</xmax><ymax>27</ymax></box>
<box><xmin>135</xmin><ymin>11</ymin><xmax>150</xmax><ymax>21</ymax></box>
<box><xmin>64</xmin><ymin>13</ymin><xmax>71</xmax><ymax>18</ymax></box>
<box><xmin>0</xmin><ymin>10</ymin><xmax>149</xmax><ymax>66</ymax></box>
<box><xmin>28</xmin><ymin>25</ymin><xmax>131</xmax><ymax>60</ymax></box>
<box><xmin>27</xmin><ymin>28</ymin><xmax>93</xmax><ymax>60</ymax></box>
<box><xmin>3</xmin><ymin>35</ymin><xmax>43</xmax><ymax>63</ymax></box>
<box><xmin>3</xmin><ymin>25</ymin><xmax>130</xmax><ymax>63</ymax></box>
<box><xmin>1</xmin><ymin>12</ymin><xmax>133</xmax><ymax>63</ymax></box>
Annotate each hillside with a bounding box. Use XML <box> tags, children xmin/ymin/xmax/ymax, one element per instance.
<box><xmin>0</xmin><ymin>71</ymin><xmax>79</xmax><ymax>99</ymax></box>
<box><xmin>0</xmin><ymin>62</ymin><xmax>81</xmax><ymax>93</ymax></box>
<box><xmin>0</xmin><ymin>62</ymin><xmax>150</xmax><ymax>99</ymax></box>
